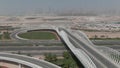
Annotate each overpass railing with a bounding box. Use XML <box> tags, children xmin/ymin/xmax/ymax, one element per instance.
<box><xmin>97</xmin><ymin>46</ymin><xmax>120</xmax><ymax>66</ymax></box>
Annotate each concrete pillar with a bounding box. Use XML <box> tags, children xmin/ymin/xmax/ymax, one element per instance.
<box><xmin>19</xmin><ymin>64</ymin><xmax>22</xmax><ymax>68</ymax></box>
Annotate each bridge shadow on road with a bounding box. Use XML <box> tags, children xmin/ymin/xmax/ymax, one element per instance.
<box><xmin>60</xmin><ymin>38</ymin><xmax>84</xmax><ymax>68</ymax></box>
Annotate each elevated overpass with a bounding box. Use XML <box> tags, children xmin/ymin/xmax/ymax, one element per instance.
<box><xmin>57</xmin><ymin>28</ymin><xmax>120</xmax><ymax>68</ymax></box>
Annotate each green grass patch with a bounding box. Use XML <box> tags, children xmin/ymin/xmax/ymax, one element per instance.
<box><xmin>42</xmin><ymin>43</ymin><xmax>64</xmax><ymax>46</ymax></box>
<box><xmin>18</xmin><ymin>31</ymin><xmax>58</xmax><ymax>40</ymax></box>
<box><xmin>3</xmin><ymin>32</ymin><xmax>11</xmax><ymax>39</ymax></box>
<box><xmin>0</xmin><ymin>35</ymin><xmax>2</xmax><ymax>39</ymax></box>
<box><xmin>0</xmin><ymin>32</ymin><xmax>11</xmax><ymax>40</ymax></box>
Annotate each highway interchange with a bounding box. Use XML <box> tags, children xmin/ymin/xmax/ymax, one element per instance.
<box><xmin>0</xmin><ymin>26</ymin><xmax>120</xmax><ymax>68</ymax></box>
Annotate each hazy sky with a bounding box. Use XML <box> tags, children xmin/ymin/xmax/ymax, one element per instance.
<box><xmin>0</xmin><ymin>0</ymin><xmax>120</xmax><ymax>15</ymax></box>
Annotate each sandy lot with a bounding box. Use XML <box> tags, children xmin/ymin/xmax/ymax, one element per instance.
<box><xmin>0</xmin><ymin>62</ymin><xmax>18</xmax><ymax>68</ymax></box>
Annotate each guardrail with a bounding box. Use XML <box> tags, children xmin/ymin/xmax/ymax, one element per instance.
<box><xmin>97</xmin><ymin>46</ymin><xmax>120</xmax><ymax>66</ymax></box>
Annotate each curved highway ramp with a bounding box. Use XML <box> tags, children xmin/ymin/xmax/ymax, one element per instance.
<box><xmin>0</xmin><ymin>52</ymin><xmax>61</xmax><ymax>68</ymax></box>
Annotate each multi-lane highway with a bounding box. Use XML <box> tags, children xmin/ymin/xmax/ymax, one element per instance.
<box><xmin>0</xmin><ymin>46</ymin><xmax>66</xmax><ymax>56</ymax></box>
<box><xmin>92</xmin><ymin>40</ymin><xmax>120</xmax><ymax>45</ymax></box>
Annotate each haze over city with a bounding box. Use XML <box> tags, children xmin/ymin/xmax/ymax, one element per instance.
<box><xmin>0</xmin><ymin>0</ymin><xmax>120</xmax><ymax>16</ymax></box>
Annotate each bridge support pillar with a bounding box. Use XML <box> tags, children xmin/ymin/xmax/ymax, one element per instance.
<box><xmin>18</xmin><ymin>64</ymin><xmax>22</xmax><ymax>68</ymax></box>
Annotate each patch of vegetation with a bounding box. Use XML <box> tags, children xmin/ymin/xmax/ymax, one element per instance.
<box><xmin>0</xmin><ymin>32</ymin><xmax>11</xmax><ymax>40</ymax></box>
<box><xmin>3</xmin><ymin>32</ymin><xmax>11</xmax><ymax>39</ymax></box>
<box><xmin>18</xmin><ymin>31</ymin><xmax>58</xmax><ymax>40</ymax></box>
<box><xmin>41</xmin><ymin>43</ymin><xmax>64</xmax><ymax>46</ymax></box>
<box><xmin>82</xmin><ymin>29</ymin><xmax>100</xmax><ymax>32</ymax></box>
<box><xmin>116</xmin><ymin>22</ymin><xmax>120</xmax><ymax>24</ymax></box>
<box><xmin>90</xmin><ymin>38</ymin><xmax>120</xmax><ymax>40</ymax></box>
<box><xmin>44</xmin><ymin>52</ymin><xmax>79</xmax><ymax>68</ymax></box>
<box><xmin>44</xmin><ymin>53</ymin><xmax>57</xmax><ymax>64</ymax></box>
<box><xmin>0</xmin><ymin>35</ymin><xmax>2</xmax><ymax>39</ymax></box>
